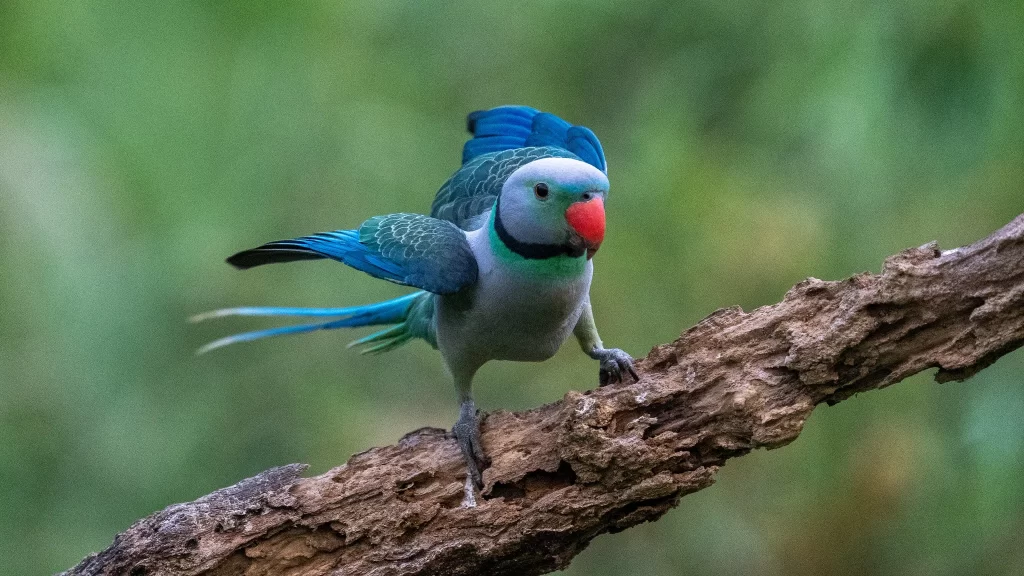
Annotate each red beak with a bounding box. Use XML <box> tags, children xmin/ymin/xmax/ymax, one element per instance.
<box><xmin>565</xmin><ymin>197</ymin><xmax>605</xmax><ymax>259</ymax></box>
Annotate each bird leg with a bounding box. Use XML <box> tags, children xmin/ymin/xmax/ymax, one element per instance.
<box><xmin>452</xmin><ymin>398</ymin><xmax>489</xmax><ymax>488</ymax></box>
<box><xmin>573</xmin><ymin>300</ymin><xmax>639</xmax><ymax>386</ymax></box>
<box><xmin>589</xmin><ymin>347</ymin><xmax>639</xmax><ymax>386</ymax></box>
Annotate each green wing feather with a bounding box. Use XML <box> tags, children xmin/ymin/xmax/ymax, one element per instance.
<box><xmin>430</xmin><ymin>146</ymin><xmax>580</xmax><ymax>230</ymax></box>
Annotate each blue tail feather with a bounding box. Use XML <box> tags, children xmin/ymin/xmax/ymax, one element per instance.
<box><xmin>189</xmin><ymin>292</ymin><xmax>420</xmax><ymax>323</ymax></box>
<box><xmin>194</xmin><ymin>292</ymin><xmax>430</xmax><ymax>354</ymax></box>
<box><xmin>197</xmin><ymin>318</ymin><xmax>356</xmax><ymax>355</ymax></box>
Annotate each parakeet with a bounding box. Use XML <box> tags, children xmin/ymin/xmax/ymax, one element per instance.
<box><xmin>194</xmin><ymin>105</ymin><xmax>637</xmax><ymax>487</ymax></box>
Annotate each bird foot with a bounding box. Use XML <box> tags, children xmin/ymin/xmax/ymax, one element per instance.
<box><xmin>452</xmin><ymin>399</ymin><xmax>489</xmax><ymax>489</ymax></box>
<box><xmin>591</xmin><ymin>347</ymin><xmax>639</xmax><ymax>386</ymax></box>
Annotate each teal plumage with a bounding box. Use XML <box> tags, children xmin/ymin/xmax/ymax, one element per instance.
<box><xmin>195</xmin><ymin>105</ymin><xmax>635</xmax><ymax>488</ymax></box>
<box><xmin>431</xmin><ymin>146</ymin><xmax>580</xmax><ymax>230</ymax></box>
<box><xmin>226</xmin><ymin>214</ymin><xmax>477</xmax><ymax>294</ymax></box>
<box><xmin>348</xmin><ymin>292</ymin><xmax>437</xmax><ymax>353</ymax></box>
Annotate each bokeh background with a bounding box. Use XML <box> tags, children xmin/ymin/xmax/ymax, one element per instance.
<box><xmin>1</xmin><ymin>1</ymin><xmax>1022</xmax><ymax>574</ymax></box>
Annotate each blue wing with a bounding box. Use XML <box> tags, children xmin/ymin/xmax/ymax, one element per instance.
<box><xmin>226</xmin><ymin>213</ymin><xmax>477</xmax><ymax>294</ymax></box>
<box><xmin>462</xmin><ymin>105</ymin><xmax>607</xmax><ymax>173</ymax></box>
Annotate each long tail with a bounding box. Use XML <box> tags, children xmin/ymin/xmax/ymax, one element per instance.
<box><xmin>191</xmin><ymin>291</ymin><xmax>434</xmax><ymax>355</ymax></box>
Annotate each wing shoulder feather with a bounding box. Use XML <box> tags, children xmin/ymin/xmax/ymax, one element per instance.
<box><xmin>430</xmin><ymin>146</ymin><xmax>578</xmax><ymax>229</ymax></box>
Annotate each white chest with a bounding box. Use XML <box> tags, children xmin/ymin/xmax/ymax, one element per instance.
<box><xmin>435</xmin><ymin>226</ymin><xmax>592</xmax><ymax>365</ymax></box>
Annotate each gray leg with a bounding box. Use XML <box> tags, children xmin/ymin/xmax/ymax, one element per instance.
<box><xmin>573</xmin><ymin>299</ymin><xmax>639</xmax><ymax>387</ymax></box>
<box><xmin>589</xmin><ymin>347</ymin><xmax>639</xmax><ymax>386</ymax></box>
<box><xmin>452</xmin><ymin>398</ymin><xmax>489</xmax><ymax>488</ymax></box>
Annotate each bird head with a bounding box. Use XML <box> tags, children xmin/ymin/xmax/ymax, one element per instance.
<box><xmin>497</xmin><ymin>157</ymin><xmax>609</xmax><ymax>259</ymax></box>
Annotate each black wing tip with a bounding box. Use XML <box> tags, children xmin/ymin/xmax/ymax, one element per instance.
<box><xmin>225</xmin><ymin>249</ymin><xmax>260</xmax><ymax>270</ymax></box>
<box><xmin>225</xmin><ymin>245</ymin><xmax>323</xmax><ymax>270</ymax></box>
<box><xmin>466</xmin><ymin>109</ymin><xmax>483</xmax><ymax>134</ymax></box>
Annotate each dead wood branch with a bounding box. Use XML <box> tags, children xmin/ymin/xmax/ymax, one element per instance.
<box><xmin>65</xmin><ymin>214</ymin><xmax>1024</xmax><ymax>576</ymax></box>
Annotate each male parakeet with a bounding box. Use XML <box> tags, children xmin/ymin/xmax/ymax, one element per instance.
<box><xmin>195</xmin><ymin>105</ymin><xmax>637</xmax><ymax>487</ymax></box>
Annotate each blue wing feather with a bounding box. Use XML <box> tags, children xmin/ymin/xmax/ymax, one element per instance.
<box><xmin>471</xmin><ymin>118</ymin><xmax>533</xmax><ymax>137</ymax></box>
<box><xmin>461</xmin><ymin>106</ymin><xmax>607</xmax><ymax>173</ymax></box>
<box><xmin>225</xmin><ymin>214</ymin><xmax>477</xmax><ymax>294</ymax></box>
<box><xmin>565</xmin><ymin>126</ymin><xmax>606</xmax><ymax>172</ymax></box>
<box><xmin>524</xmin><ymin>112</ymin><xmax>571</xmax><ymax>148</ymax></box>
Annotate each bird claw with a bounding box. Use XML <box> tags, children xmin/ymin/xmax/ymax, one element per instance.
<box><xmin>453</xmin><ymin>400</ymin><xmax>489</xmax><ymax>489</ymax></box>
<box><xmin>592</xmin><ymin>347</ymin><xmax>639</xmax><ymax>386</ymax></box>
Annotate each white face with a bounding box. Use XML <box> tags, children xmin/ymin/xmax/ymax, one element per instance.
<box><xmin>497</xmin><ymin>157</ymin><xmax>610</xmax><ymax>247</ymax></box>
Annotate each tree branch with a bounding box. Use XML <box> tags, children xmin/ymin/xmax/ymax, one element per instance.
<box><xmin>65</xmin><ymin>214</ymin><xmax>1024</xmax><ymax>576</ymax></box>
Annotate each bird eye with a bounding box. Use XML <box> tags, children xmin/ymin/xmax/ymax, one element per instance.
<box><xmin>581</xmin><ymin>192</ymin><xmax>592</xmax><ymax>201</ymax></box>
<box><xmin>534</xmin><ymin>183</ymin><xmax>549</xmax><ymax>199</ymax></box>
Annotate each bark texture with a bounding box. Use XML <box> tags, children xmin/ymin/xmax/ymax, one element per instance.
<box><xmin>65</xmin><ymin>214</ymin><xmax>1024</xmax><ymax>576</ymax></box>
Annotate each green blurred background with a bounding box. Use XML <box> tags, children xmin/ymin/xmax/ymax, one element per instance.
<box><xmin>1</xmin><ymin>1</ymin><xmax>1022</xmax><ymax>574</ymax></box>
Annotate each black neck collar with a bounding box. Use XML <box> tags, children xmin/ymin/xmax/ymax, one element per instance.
<box><xmin>493</xmin><ymin>197</ymin><xmax>584</xmax><ymax>260</ymax></box>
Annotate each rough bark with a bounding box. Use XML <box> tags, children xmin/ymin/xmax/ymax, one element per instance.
<box><xmin>65</xmin><ymin>214</ymin><xmax>1024</xmax><ymax>576</ymax></box>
